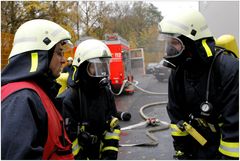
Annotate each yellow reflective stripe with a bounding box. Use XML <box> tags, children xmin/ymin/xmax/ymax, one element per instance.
<box><xmin>219</xmin><ymin>140</ymin><xmax>239</xmax><ymax>158</ymax></box>
<box><xmin>221</xmin><ymin>139</ymin><xmax>239</xmax><ymax>148</ymax></box>
<box><xmin>110</xmin><ymin>117</ymin><xmax>119</xmax><ymax>129</ymax></box>
<box><xmin>105</xmin><ymin>135</ymin><xmax>120</xmax><ymax>140</ymax></box>
<box><xmin>170</xmin><ymin>124</ymin><xmax>188</xmax><ymax>136</ymax></box>
<box><xmin>202</xmin><ymin>39</ymin><xmax>213</xmax><ymax>57</ymax></box>
<box><xmin>72</xmin><ymin>66</ymin><xmax>77</xmax><ymax>80</ymax></box>
<box><xmin>104</xmin><ymin>132</ymin><xmax>120</xmax><ymax>140</ymax></box>
<box><xmin>72</xmin><ymin>138</ymin><xmax>81</xmax><ymax>156</ymax></box>
<box><xmin>218</xmin><ymin>122</ymin><xmax>223</xmax><ymax>127</ymax></box>
<box><xmin>171</xmin><ymin>131</ymin><xmax>189</xmax><ymax>136</ymax></box>
<box><xmin>102</xmin><ymin>146</ymin><xmax>118</xmax><ymax>152</ymax></box>
<box><xmin>170</xmin><ymin>124</ymin><xmax>180</xmax><ymax>130</ymax></box>
<box><xmin>30</xmin><ymin>52</ymin><xmax>38</xmax><ymax>72</ymax></box>
<box><xmin>113</xmin><ymin>129</ymin><xmax>121</xmax><ymax>134</ymax></box>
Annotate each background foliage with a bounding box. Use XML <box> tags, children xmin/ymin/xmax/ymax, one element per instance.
<box><xmin>1</xmin><ymin>1</ymin><xmax>165</xmax><ymax>68</ymax></box>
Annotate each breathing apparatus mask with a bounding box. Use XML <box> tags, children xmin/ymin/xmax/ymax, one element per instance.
<box><xmin>86</xmin><ymin>57</ymin><xmax>111</xmax><ymax>87</ymax></box>
<box><xmin>73</xmin><ymin>39</ymin><xmax>112</xmax><ymax>89</ymax></box>
<box><xmin>158</xmin><ymin>33</ymin><xmax>186</xmax><ymax>69</ymax></box>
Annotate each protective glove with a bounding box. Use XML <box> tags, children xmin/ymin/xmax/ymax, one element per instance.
<box><xmin>173</xmin><ymin>150</ymin><xmax>192</xmax><ymax>160</ymax></box>
<box><xmin>77</xmin><ymin>131</ymin><xmax>92</xmax><ymax>146</ymax></box>
<box><xmin>101</xmin><ymin>150</ymin><xmax>118</xmax><ymax>160</ymax></box>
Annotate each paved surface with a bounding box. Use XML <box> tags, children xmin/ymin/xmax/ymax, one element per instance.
<box><xmin>114</xmin><ymin>74</ymin><xmax>175</xmax><ymax>160</ymax></box>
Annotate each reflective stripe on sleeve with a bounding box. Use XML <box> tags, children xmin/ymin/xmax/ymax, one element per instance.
<box><xmin>170</xmin><ymin>124</ymin><xmax>188</xmax><ymax>136</ymax></box>
<box><xmin>102</xmin><ymin>146</ymin><xmax>119</xmax><ymax>152</ymax></box>
<box><xmin>72</xmin><ymin>138</ymin><xmax>81</xmax><ymax>156</ymax></box>
<box><xmin>104</xmin><ymin>131</ymin><xmax>120</xmax><ymax>140</ymax></box>
<box><xmin>113</xmin><ymin>129</ymin><xmax>121</xmax><ymax>134</ymax></box>
<box><xmin>219</xmin><ymin>139</ymin><xmax>239</xmax><ymax>158</ymax></box>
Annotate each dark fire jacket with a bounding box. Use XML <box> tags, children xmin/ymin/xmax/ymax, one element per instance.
<box><xmin>167</xmin><ymin>51</ymin><xmax>239</xmax><ymax>159</ymax></box>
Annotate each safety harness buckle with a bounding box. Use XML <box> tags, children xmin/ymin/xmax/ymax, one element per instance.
<box><xmin>176</xmin><ymin>120</ymin><xmax>185</xmax><ymax>131</ymax></box>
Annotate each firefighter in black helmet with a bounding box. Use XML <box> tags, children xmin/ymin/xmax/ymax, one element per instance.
<box><xmin>158</xmin><ymin>9</ymin><xmax>239</xmax><ymax>159</ymax></box>
<box><xmin>57</xmin><ymin>39</ymin><xmax>120</xmax><ymax>159</ymax></box>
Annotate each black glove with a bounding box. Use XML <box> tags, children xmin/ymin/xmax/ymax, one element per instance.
<box><xmin>101</xmin><ymin>150</ymin><xmax>118</xmax><ymax>160</ymax></box>
<box><xmin>77</xmin><ymin>131</ymin><xmax>92</xmax><ymax>146</ymax></box>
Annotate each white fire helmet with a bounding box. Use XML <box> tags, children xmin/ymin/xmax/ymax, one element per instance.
<box><xmin>73</xmin><ymin>39</ymin><xmax>112</xmax><ymax>78</ymax></box>
<box><xmin>67</xmin><ymin>57</ymin><xmax>73</xmax><ymax>61</ymax></box>
<box><xmin>158</xmin><ymin>9</ymin><xmax>213</xmax><ymax>41</ymax></box>
<box><xmin>9</xmin><ymin>19</ymin><xmax>72</xmax><ymax>59</ymax></box>
<box><xmin>158</xmin><ymin>9</ymin><xmax>213</xmax><ymax>59</ymax></box>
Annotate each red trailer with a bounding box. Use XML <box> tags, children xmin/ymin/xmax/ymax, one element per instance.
<box><xmin>103</xmin><ymin>33</ymin><xmax>134</xmax><ymax>94</ymax></box>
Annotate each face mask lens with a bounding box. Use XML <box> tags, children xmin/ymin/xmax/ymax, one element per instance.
<box><xmin>158</xmin><ymin>34</ymin><xmax>185</xmax><ymax>58</ymax></box>
<box><xmin>96</xmin><ymin>63</ymin><xmax>108</xmax><ymax>76</ymax></box>
<box><xmin>88</xmin><ymin>63</ymin><xmax>96</xmax><ymax>76</ymax></box>
<box><xmin>87</xmin><ymin>58</ymin><xmax>110</xmax><ymax>77</ymax></box>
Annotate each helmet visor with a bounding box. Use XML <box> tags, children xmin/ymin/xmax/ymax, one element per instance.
<box><xmin>158</xmin><ymin>33</ymin><xmax>185</xmax><ymax>58</ymax></box>
<box><xmin>87</xmin><ymin>58</ymin><xmax>110</xmax><ymax>77</ymax></box>
<box><xmin>61</xmin><ymin>39</ymin><xmax>74</xmax><ymax>53</ymax></box>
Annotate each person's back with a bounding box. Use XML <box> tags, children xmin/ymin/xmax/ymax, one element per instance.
<box><xmin>1</xmin><ymin>19</ymin><xmax>74</xmax><ymax>160</ymax></box>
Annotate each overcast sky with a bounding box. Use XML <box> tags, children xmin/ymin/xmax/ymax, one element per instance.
<box><xmin>148</xmin><ymin>1</ymin><xmax>199</xmax><ymax>16</ymax></box>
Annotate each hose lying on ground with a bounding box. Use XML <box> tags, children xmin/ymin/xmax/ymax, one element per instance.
<box><xmin>140</xmin><ymin>101</ymin><xmax>170</xmax><ymax>146</ymax></box>
<box><xmin>120</xmin><ymin>101</ymin><xmax>170</xmax><ymax>147</ymax></box>
<box><xmin>110</xmin><ymin>79</ymin><xmax>168</xmax><ymax>96</ymax></box>
<box><xmin>111</xmin><ymin>78</ymin><xmax>170</xmax><ymax>146</ymax></box>
<box><xmin>129</xmin><ymin>81</ymin><xmax>168</xmax><ymax>95</ymax></box>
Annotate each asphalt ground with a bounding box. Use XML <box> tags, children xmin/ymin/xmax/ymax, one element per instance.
<box><xmin>114</xmin><ymin>74</ymin><xmax>175</xmax><ymax>160</ymax></box>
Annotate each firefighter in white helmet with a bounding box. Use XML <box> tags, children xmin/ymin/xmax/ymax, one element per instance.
<box><xmin>158</xmin><ymin>9</ymin><xmax>239</xmax><ymax>159</ymax></box>
<box><xmin>57</xmin><ymin>39</ymin><xmax>120</xmax><ymax>159</ymax></box>
<box><xmin>62</xmin><ymin>56</ymin><xmax>73</xmax><ymax>73</ymax></box>
<box><xmin>1</xmin><ymin>19</ymin><xmax>74</xmax><ymax>159</ymax></box>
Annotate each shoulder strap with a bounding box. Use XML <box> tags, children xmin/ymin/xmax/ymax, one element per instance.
<box><xmin>204</xmin><ymin>48</ymin><xmax>224</xmax><ymax>102</ymax></box>
<box><xmin>77</xmin><ymin>87</ymin><xmax>89</xmax><ymax>122</ymax></box>
<box><xmin>1</xmin><ymin>81</ymin><xmax>40</xmax><ymax>101</ymax></box>
<box><xmin>215</xmin><ymin>46</ymin><xmax>238</xmax><ymax>58</ymax></box>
